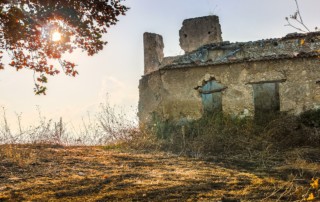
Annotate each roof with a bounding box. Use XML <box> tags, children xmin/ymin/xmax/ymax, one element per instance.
<box><xmin>159</xmin><ymin>31</ymin><xmax>320</xmax><ymax>70</ymax></box>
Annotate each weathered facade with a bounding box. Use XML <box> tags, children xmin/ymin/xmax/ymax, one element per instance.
<box><xmin>139</xmin><ymin>15</ymin><xmax>320</xmax><ymax>124</ymax></box>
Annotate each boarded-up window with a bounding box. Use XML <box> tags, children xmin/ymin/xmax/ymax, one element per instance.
<box><xmin>200</xmin><ymin>80</ymin><xmax>225</xmax><ymax>113</ymax></box>
<box><xmin>252</xmin><ymin>83</ymin><xmax>280</xmax><ymax>118</ymax></box>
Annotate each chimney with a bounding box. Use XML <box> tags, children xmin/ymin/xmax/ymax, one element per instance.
<box><xmin>143</xmin><ymin>32</ymin><xmax>164</xmax><ymax>74</ymax></box>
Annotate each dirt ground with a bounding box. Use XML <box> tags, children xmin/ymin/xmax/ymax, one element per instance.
<box><xmin>0</xmin><ymin>144</ymin><xmax>319</xmax><ymax>201</ymax></box>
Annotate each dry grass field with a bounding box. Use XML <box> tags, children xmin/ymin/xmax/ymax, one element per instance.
<box><xmin>0</xmin><ymin>144</ymin><xmax>319</xmax><ymax>201</ymax></box>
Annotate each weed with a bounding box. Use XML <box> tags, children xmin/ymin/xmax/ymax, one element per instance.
<box><xmin>139</xmin><ymin>111</ymin><xmax>320</xmax><ymax>158</ymax></box>
<box><xmin>0</xmin><ymin>144</ymin><xmax>37</xmax><ymax>167</ymax></box>
<box><xmin>303</xmin><ymin>178</ymin><xmax>320</xmax><ymax>201</ymax></box>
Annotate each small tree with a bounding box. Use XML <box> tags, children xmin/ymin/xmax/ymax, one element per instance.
<box><xmin>0</xmin><ymin>0</ymin><xmax>128</xmax><ymax>94</ymax></box>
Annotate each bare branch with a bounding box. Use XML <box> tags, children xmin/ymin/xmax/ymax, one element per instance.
<box><xmin>286</xmin><ymin>0</ymin><xmax>311</xmax><ymax>32</ymax></box>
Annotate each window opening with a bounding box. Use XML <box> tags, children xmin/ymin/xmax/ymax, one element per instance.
<box><xmin>252</xmin><ymin>82</ymin><xmax>280</xmax><ymax>119</ymax></box>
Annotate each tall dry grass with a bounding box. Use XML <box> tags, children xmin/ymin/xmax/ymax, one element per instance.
<box><xmin>139</xmin><ymin>110</ymin><xmax>320</xmax><ymax>159</ymax></box>
<box><xmin>0</xmin><ymin>100</ymin><xmax>137</xmax><ymax>146</ymax></box>
<box><xmin>1</xmin><ymin>104</ymin><xmax>319</xmax><ymax>201</ymax></box>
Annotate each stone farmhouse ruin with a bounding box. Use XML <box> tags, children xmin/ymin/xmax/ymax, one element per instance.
<box><xmin>138</xmin><ymin>15</ymin><xmax>320</xmax><ymax>124</ymax></box>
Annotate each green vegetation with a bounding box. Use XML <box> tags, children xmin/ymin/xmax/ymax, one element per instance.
<box><xmin>143</xmin><ymin>111</ymin><xmax>320</xmax><ymax>157</ymax></box>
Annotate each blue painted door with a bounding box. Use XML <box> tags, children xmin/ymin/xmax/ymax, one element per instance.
<box><xmin>201</xmin><ymin>80</ymin><xmax>224</xmax><ymax>113</ymax></box>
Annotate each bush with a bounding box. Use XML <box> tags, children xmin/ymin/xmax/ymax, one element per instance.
<box><xmin>135</xmin><ymin>110</ymin><xmax>320</xmax><ymax>158</ymax></box>
<box><xmin>299</xmin><ymin>108</ymin><xmax>320</xmax><ymax>127</ymax></box>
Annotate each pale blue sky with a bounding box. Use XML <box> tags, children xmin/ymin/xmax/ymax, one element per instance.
<box><xmin>1</xmin><ymin>0</ymin><xmax>320</xmax><ymax>128</ymax></box>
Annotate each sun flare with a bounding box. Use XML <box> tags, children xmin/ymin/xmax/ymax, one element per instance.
<box><xmin>52</xmin><ymin>31</ymin><xmax>61</xmax><ymax>42</ymax></box>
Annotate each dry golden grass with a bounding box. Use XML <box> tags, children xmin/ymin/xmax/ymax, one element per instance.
<box><xmin>0</xmin><ymin>144</ymin><xmax>319</xmax><ymax>201</ymax></box>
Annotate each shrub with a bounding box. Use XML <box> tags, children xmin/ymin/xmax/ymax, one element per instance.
<box><xmin>299</xmin><ymin>109</ymin><xmax>320</xmax><ymax>128</ymax></box>
<box><xmin>136</xmin><ymin>110</ymin><xmax>320</xmax><ymax>157</ymax></box>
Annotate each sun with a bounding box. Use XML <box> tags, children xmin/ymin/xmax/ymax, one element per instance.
<box><xmin>52</xmin><ymin>31</ymin><xmax>62</xmax><ymax>42</ymax></box>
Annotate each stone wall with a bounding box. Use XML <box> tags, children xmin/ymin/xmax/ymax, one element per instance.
<box><xmin>139</xmin><ymin>15</ymin><xmax>320</xmax><ymax>125</ymax></box>
<box><xmin>139</xmin><ymin>57</ymin><xmax>320</xmax><ymax>124</ymax></box>
<box><xmin>143</xmin><ymin>32</ymin><xmax>164</xmax><ymax>74</ymax></box>
<box><xmin>179</xmin><ymin>15</ymin><xmax>222</xmax><ymax>53</ymax></box>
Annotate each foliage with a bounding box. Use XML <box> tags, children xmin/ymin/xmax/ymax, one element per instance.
<box><xmin>140</xmin><ymin>111</ymin><xmax>320</xmax><ymax>158</ymax></box>
<box><xmin>299</xmin><ymin>109</ymin><xmax>320</xmax><ymax>128</ymax></box>
<box><xmin>0</xmin><ymin>0</ymin><xmax>128</xmax><ymax>94</ymax></box>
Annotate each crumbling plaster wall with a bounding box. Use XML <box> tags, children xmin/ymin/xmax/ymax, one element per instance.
<box><xmin>138</xmin><ymin>57</ymin><xmax>320</xmax><ymax>124</ymax></box>
<box><xmin>139</xmin><ymin>15</ymin><xmax>320</xmax><ymax>124</ymax></box>
<box><xmin>144</xmin><ymin>33</ymin><xmax>164</xmax><ymax>75</ymax></box>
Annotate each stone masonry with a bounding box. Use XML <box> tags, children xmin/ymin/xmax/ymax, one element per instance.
<box><xmin>144</xmin><ymin>32</ymin><xmax>164</xmax><ymax>74</ymax></box>
<box><xmin>179</xmin><ymin>15</ymin><xmax>223</xmax><ymax>53</ymax></box>
<box><xmin>139</xmin><ymin>15</ymin><xmax>320</xmax><ymax>125</ymax></box>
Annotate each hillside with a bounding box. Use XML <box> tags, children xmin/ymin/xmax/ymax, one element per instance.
<box><xmin>0</xmin><ymin>144</ymin><xmax>319</xmax><ymax>201</ymax></box>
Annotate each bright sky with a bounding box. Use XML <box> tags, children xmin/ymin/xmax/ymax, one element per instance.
<box><xmin>1</xmin><ymin>0</ymin><xmax>320</xmax><ymax>129</ymax></box>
